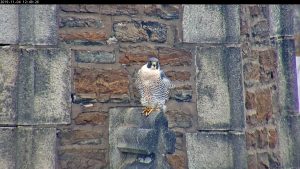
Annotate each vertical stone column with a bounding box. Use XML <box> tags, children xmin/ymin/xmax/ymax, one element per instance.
<box><xmin>0</xmin><ymin>5</ymin><xmax>71</xmax><ymax>169</ymax></box>
<box><xmin>270</xmin><ymin>5</ymin><xmax>300</xmax><ymax>168</ymax></box>
<box><xmin>183</xmin><ymin>5</ymin><xmax>247</xmax><ymax>169</ymax></box>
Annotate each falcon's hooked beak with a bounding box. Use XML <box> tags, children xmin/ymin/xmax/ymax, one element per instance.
<box><xmin>150</xmin><ymin>61</ymin><xmax>158</xmax><ymax>70</ymax></box>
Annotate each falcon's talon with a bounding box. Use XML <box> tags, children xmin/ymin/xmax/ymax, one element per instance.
<box><xmin>142</xmin><ymin>107</ymin><xmax>150</xmax><ymax>116</ymax></box>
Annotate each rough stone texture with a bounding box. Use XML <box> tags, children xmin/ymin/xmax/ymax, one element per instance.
<box><xmin>144</xmin><ymin>5</ymin><xmax>180</xmax><ymax>20</ymax></box>
<box><xmin>109</xmin><ymin>107</ymin><xmax>175</xmax><ymax>169</ymax></box>
<box><xmin>74</xmin><ymin>112</ymin><xmax>107</xmax><ymax>125</ymax></box>
<box><xmin>59</xmin><ymin>16</ymin><xmax>103</xmax><ymax>28</ymax></box>
<box><xmin>19</xmin><ymin>5</ymin><xmax>58</xmax><ymax>45</ymax></box>
<box><xmin>58</xmin><ymin>147</ymin><xmax>107</xmax><ymax>169</ymax></box>
<box><xmin>0</xmin><ymin>47</ymin><xmax>19</xmax><ymax>124</ymax></box>
<box><xmin>113</xmin><ymin>21</ymin><xmax>167</xmax><ymax>43</ymax></box>
<box><xmin>196</xmin><ymin>46</ymin><xmax>244</xmax><ymax>130</ymax></box>
<box><xmin>186</xmin><ymin>132</ymin><xmax>246</xmax><ymax>169</ymax></box>
<box><xmin>276</xmin><ymin>39</ymin><xmax>299</xmax><ymax>114</ymax></box>
<box><xmin>16</xmin><ymin>127</ymin><xmax>56</xmax><ymax>169</ymax></box>
<box><xmin>269</xmin><ymin>5</ymin><xmax>294</xmax><ymax>36</ymax></box>
<box><xmin>74</xmin><ymin>68</ymin><xmax>129</xmax><ymax>102</ymax></box>
<box><xmin>256</xmin><ymin>89</ymin><xmax>273</xmax><ymax>122</ymax></box>
<box><xmin>0</xmin><ymin>127</ymin><xmax>16</xmax><ymax>169</ymax></box>
<box><xmin>158</xmin><ymin>47</ymin><xmax>192</xmax><ymax>66</ymax></box>
<box><xmin>99</xmin><ymin>5</ymin><xmax>139</xmax><ymax>16</ymax></box>
<box><xmin>74</xmin><ymin>50</ymin><xmax>115</xmax><ymax>64</ymax></box>
<box><xmin>59</xmin><ymin>30</ymin><xmax>108</xmax><ymax>41</ymax></box>
<box><xmin>183</xmin><ymin>5</ymin><xmax>239</xmax><ymax>43</ymax></box>
<box><xmin>17</xmin><ymin>48</ymin><xmax>71</xmax><ymax>125</ymax></box>
<box><xmin>0</xmin><ymin>5</ymin><xmax>19</xmax><ymax>44</ymax></box>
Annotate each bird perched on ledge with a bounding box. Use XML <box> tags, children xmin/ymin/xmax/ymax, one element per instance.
<box><xmin>136</xmin><ymin>56</ymin><xmax>174</xmax><ymax>116</ymax></box>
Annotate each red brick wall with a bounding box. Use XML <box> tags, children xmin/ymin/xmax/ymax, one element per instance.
<box><xmin>240</xmin><ymin>5</ymin><xmax>281</xmax><ymax>169</ymax></box>
<box><xmin>57</xmin><ymin>5</ymin><xmax>194</xmax><ymax>169</ymax></box>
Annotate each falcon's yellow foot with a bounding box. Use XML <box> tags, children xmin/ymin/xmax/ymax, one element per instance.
<box><xmin>144</xmin><ymin>105</ymin><xmax>159</xmax><ymax>117</ymax></box>
<box><xmin>142</xmin><ymin>107</ymin><xmax>151</xmax><ymax>116</ymax></box>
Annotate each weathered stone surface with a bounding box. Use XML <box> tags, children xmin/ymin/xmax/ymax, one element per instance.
<box><xmin>268</xmin><ymin>151</ymin><xmax>281</xmax><ymax>169</ymax></box>
<box><xmin>141</xmin><ymin>21</ymin><xmax>167</xmax><ymax>43</ymax></box>
<box><xmin>19</xmin><ymin>5</ymin><xmax>57</xmax><ymax>45</ymax></box>
<box><xmin>256</xmin><ymin>89</ymin><xmax>273</xmax><ymax>122</ymax></box>
<box><xmin>113</xmin><ymin>21</ymin><xmax>167</xmax><ymax>43</ymax></box>
<box><xmin>257</xmin><ymin>152</ymin><xmax>270</xmax><ymax>169</ymax></box>
<box><xmin>100</xmin><ymin>5</ymin><xmax>139</xmax><ymax>16</ymax></box>
<box><xmin>246</xmin><ymin>91</ymin><xmax>256</xmax><ymax>109</ymax></box>
<box><xmin>165</xmin><ymin>71</ymin><xmax>191</xmax><ymax>81</ymax></box>
<box><xmin>16</xmin><ymin>127</ymin><xmax>56</xmax><ymax>169</ymax></box>
<box><xmin>18</xmin><ymin>48</ymin><xmax>71</xmax><ymax>125</ymax></box>
<box><xmin>196</xmin><ymin>46</ymin><xmax>244</xmax><ymax>130</ymax></box>
<box><xmin>246</xmin><ymin>131</ymin><xmax>257</xmax><ymax>150</ymax></box>
<box><xmin>183</xmin><ymin>5</ymin><xmax>239</xmax><ymax>43</ymax></box>
<box><xmin>186</xmin><ymin>132</ymin><xmax>246</xmax><ymax>169</ymax></box>
<box><xmin>59</xmin><ymin>16</ymin><xmax>103</xmax><ymax>28</ymax></box>
<box><xmin>58</xmin><ymin>128</ymin><xmax>103</xmax><ymax>145</ymax></box>
<box><xmin>244</xmin><ymin>62</ymin><xmax>260</xmax><ymax>81</ymax></box>
<box><xmin>247</xmin><ymin>153</ymin><xmax>258</xmax><ymax>169</ymax></box>
<box><xmin>74</xmin><ymin>50</ymin><xmax>115</xmax><ymax>64</ymax></box>
<box><xmin>58</xmin><ymin>147</ymin><xmax>107</xmax><ymax>169</ymax></box>
<box><xmin>166</xmin><ymin>151</ymin><xmax>186</xmax><ymax>169</ymax></box>
<box><xmin>59</xmin><ymin>30</ymin><xmax>108</xmax><ymax>41</ymax></box>
<box><xmin>170</xmin><ymin>86</ymin><xmax>192</xmax><ymax>102</ymax></box>
<box><xmin>60</xmin><ymin>5</ymin><xmax>80</xmax><ymax>12</ymax></box>
<box><xmin>0</xmin><ymin>127</ymin><xmax>16</xmax><ymax>169</ymax></box>
<box><xmin>269</xmin><ymin>5</ymin><xmax>294</xmax><ymax>36</ymax></box>
<box><xmin>0</xmin><ymin>47</ymin><xmax>19</xmax><ymax>124</ymax></box>
<box><xmin>113</xmin><ymin>21</ymin><xmax>148</xmax><ymax>42</ymax></box>
<box><xmin>119</xmin><ymin>44</ymin><xmax>157</xmax><ymax>65</ymax></box>
<box><xmin>257</xmin><ymin>128</ymin><xmax>268</xmax><ymax>149</ymax></box>
<box><xmin>74</xmin><ymin>112</ymin><xmax>107</xmax><ymax>125</ymax></box>
<box><xmin>74</xmin><ymin>68</ymin><xmax>129</xmax><ymax>95</ymax></box>
<box><xmin>144</xmin><ymin>5</ymin><xmax>180</xmax><ymax>20</ymax></box>
<box><xmin>276</xmin><ymin>39</ymin><xmax>299</xmax><ymax>113</ymax></box>
<box><xmin>196</xmin><ymin>46</ymin><xmax>230</xmax><ymax>129</ymax></box>
<box><xmin>117</xmin><ymin>127</ymin><xmax>158</xmax><ymax>154</ymax></box>
<box><xmin>165</xmin><ymin>110</ymin><xmax>192</xmax><ymax>128</ymax></box>
<box><xmin>268</xmin><ymin>128</ymin><xmax>278</xmax><ymax>149</ymax></box>
<box><xmin>158</xmin><ymin>47</ymin><xmax>192</xmax><ymax>66</ymax></box>
<box><xmin>109</xmin><ymin>107</ymin><xmax>175</xmax><ymax>169</ymax></box>
<box><xmin>0</xmin><ymin>5</ymin><xmax>19</xmax><ymax>44</ymax></box>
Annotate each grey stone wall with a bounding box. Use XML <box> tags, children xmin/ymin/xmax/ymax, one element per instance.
<box><xmin>0</xmin><ymin>5</ymin><xmax>71</xmax><ymax>169</ymax></box>
<box><xmin>183</xmin><ymin>5</ymin><xmax>247</xmax><ymax>169</ymax></box>
<box><xmin>270</xmin><ymin>5</ymin><xmax>300</xmax><ymax>168</ymax></box>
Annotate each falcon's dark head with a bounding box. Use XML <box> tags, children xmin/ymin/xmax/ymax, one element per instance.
<box><xmin>147</xmin><ymin>56</ymin><xmax>160</xmax><ymax>70</ymax></box>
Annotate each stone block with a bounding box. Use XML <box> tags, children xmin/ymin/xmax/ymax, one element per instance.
<box><xmin>0</xmin><ymin>5</ymin><xmax>19</xmax><ymax>44</ymax></box>
<box><xmin>186</xmin><ymin>131</ymin><xmax>246</xmax><ymax>169</ymax></box>
<box><xmin>277</xmin><ymin>39</ymin><xmax>299</xmax><ymax>113</ymax></box>
<box><xmin>17</xmin><ymin>48</ymin><xmax>71</xmax><ymax>125</ymax></box>
<box><xmin>183</xmin><ymin>5</ymin><xmax>239</xmax><ymax>43</ymax></box>
<box><xmin>16</xmin><ymin>127</ymin><xmax>56</xmax><ymax>169</ymax></box>
<box><xmin>0</xmin><ymin>127</ymin><xmax>16</xmax><ymax>169</ymax></box>
<box><xmin>109</xmin><ymin>107</ymin><xmax>175</xmax><ymax>169</ymax></box>
<box><xmin>0</xmin><ymin>47</ymin><xmax>19</xmax><ymax>124</ymax></box>
<box><xmin>74</xmin><ymin>50</ymin><xmax>115</xmax><ymax>64</ymax></box>
<box><xmin>269</xmin><ymin>5</ymin><xmax>294</xmax><ymax>36</ymax></box>
<box><xmin>19</xmin><ymin>5</ymin><xmax>57</xmax><ymax>45</ymax></box>
<box><xmin>117</xmin><ymin>127</ymin><xmax>158</xmax><ymax>155</ymax></box>
<box><xmin>196</xmin><ymin>46</ymin><xmax>244</xmax><ymax>130</ymax></box>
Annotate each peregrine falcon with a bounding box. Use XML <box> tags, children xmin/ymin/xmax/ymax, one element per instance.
<box><xmin>136</xmin><ymin>56</ymin><xmax>173</xmax><ymax>116</ymax></box>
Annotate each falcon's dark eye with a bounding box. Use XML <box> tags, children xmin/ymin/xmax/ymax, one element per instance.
<box><xmin>147</xmin><ymin>61</ymin><xmax>152</xmax><ymax>68</ymax></box>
